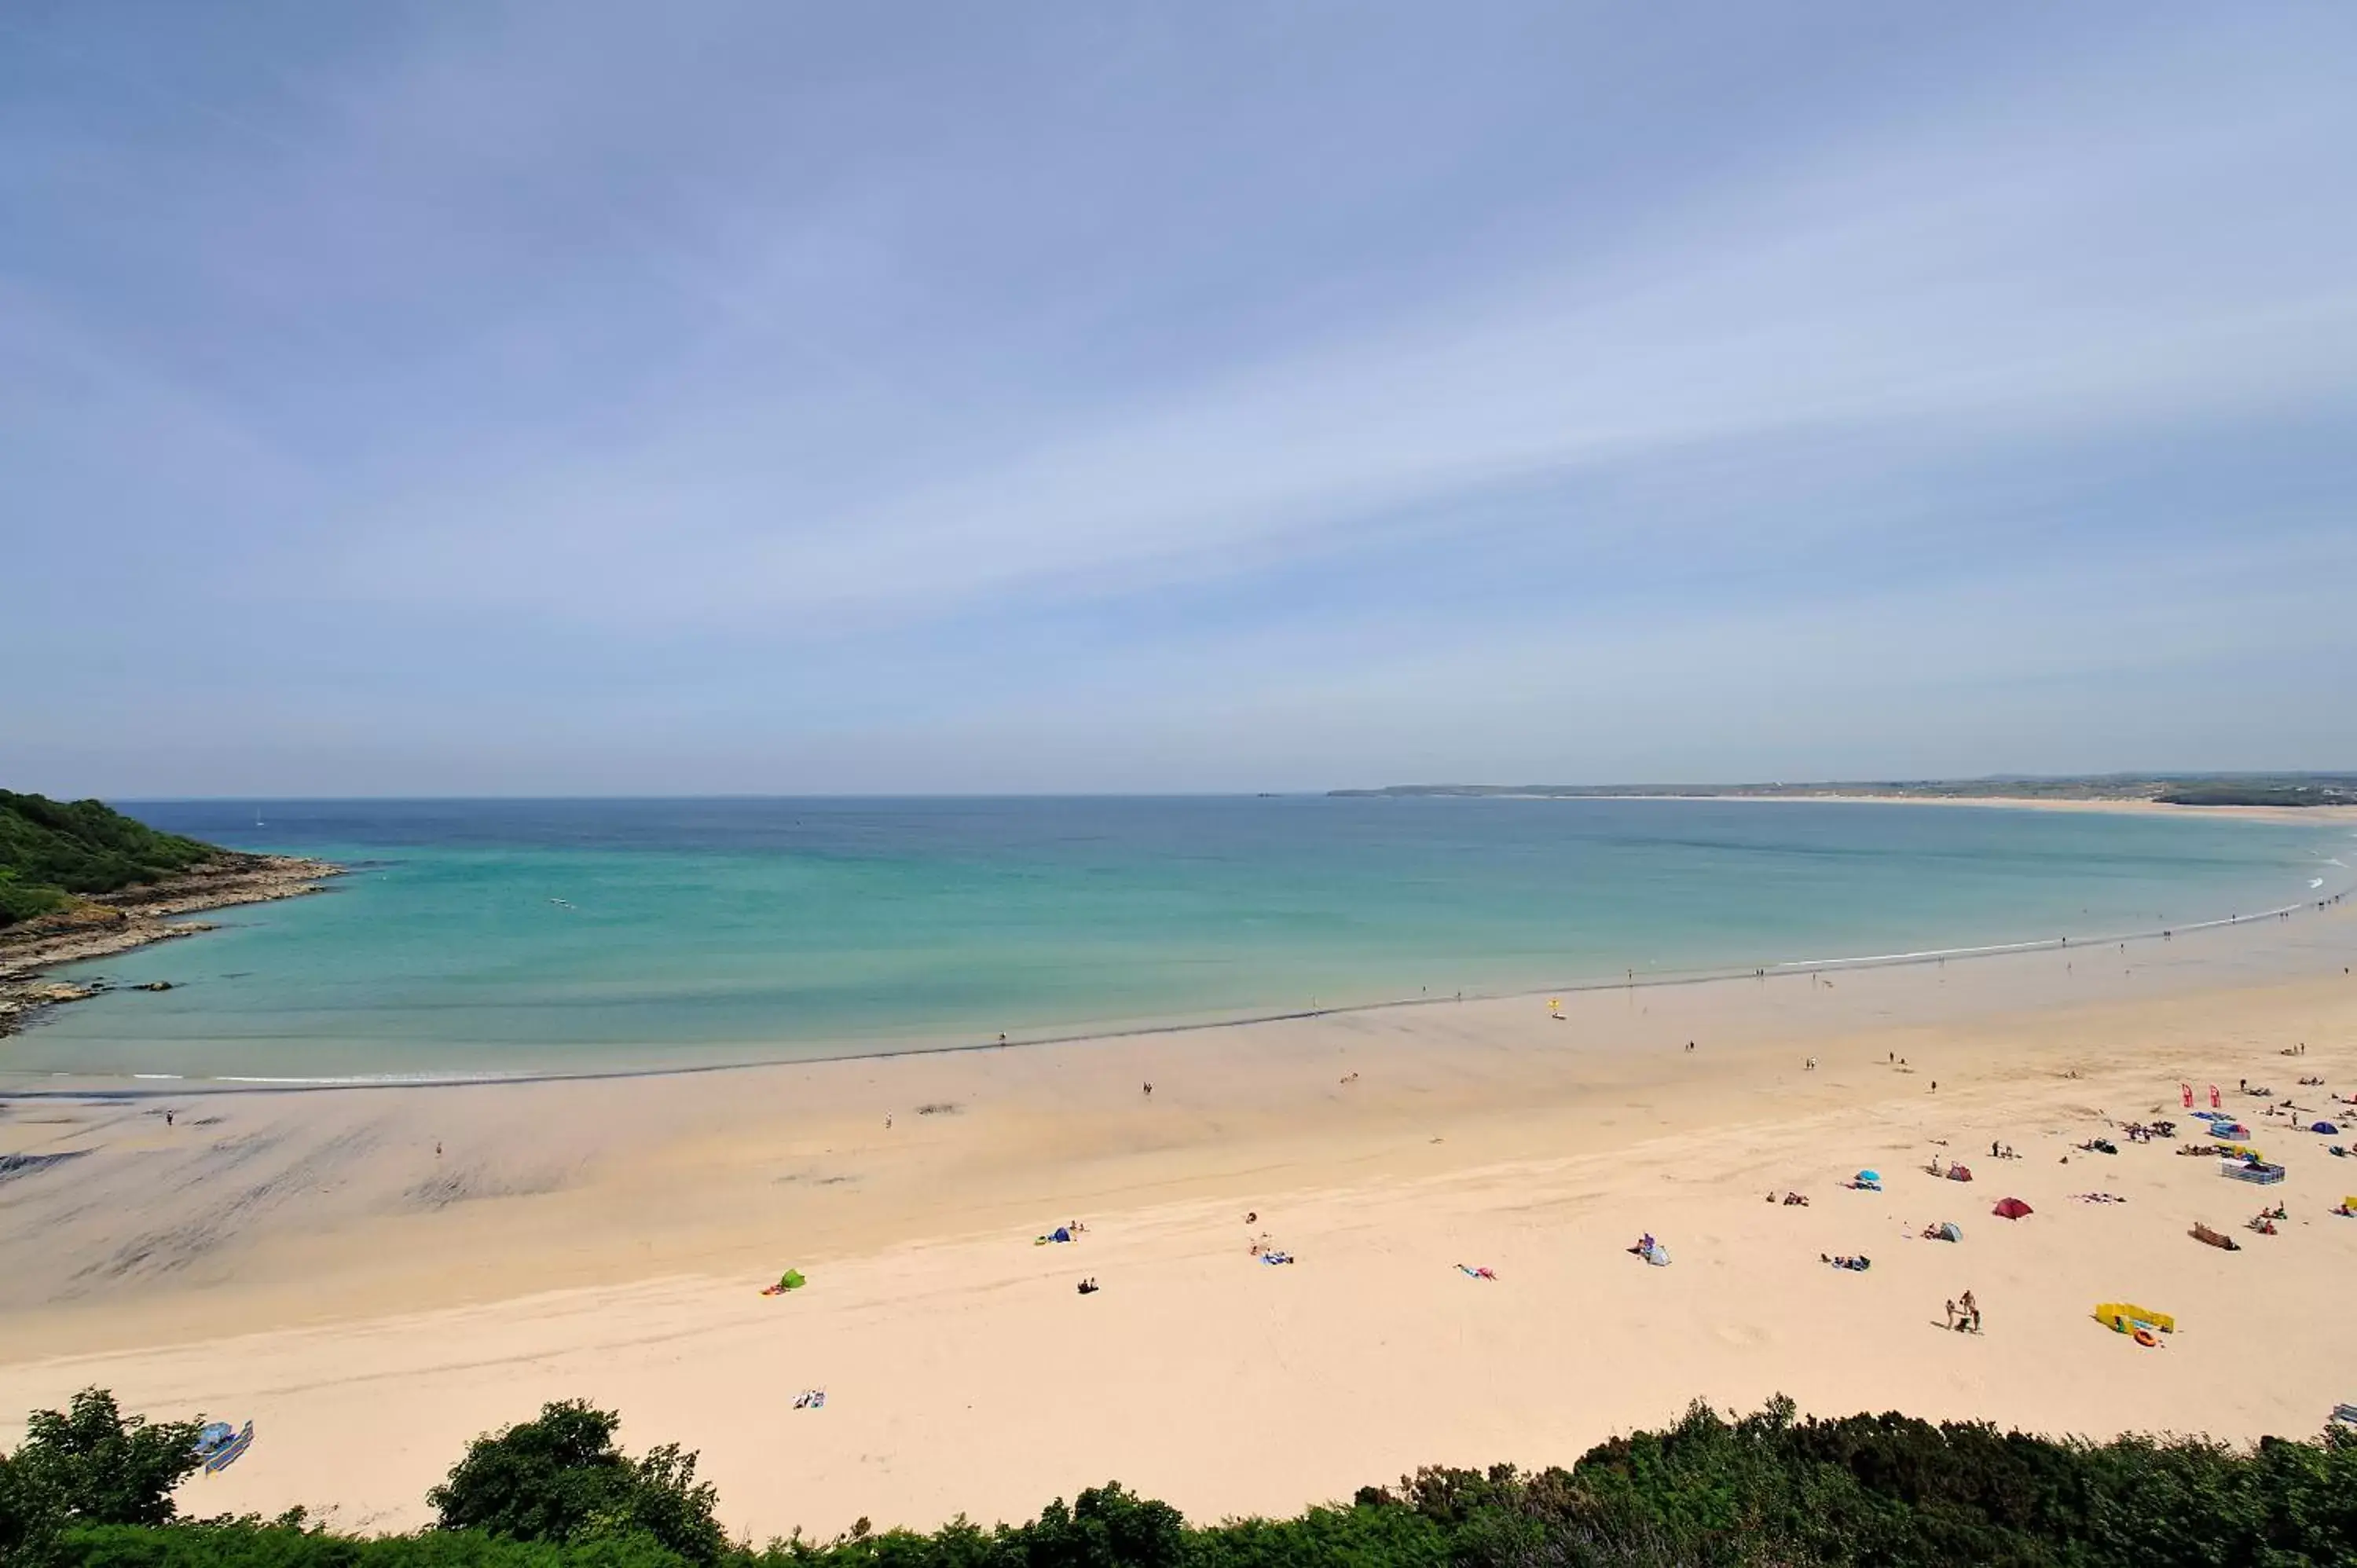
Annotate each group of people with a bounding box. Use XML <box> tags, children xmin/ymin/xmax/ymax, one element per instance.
<box><xmin>1944</xmin><ymin>1291</ymin><xmax>1981</xmax><ymax>1332</ymax></box>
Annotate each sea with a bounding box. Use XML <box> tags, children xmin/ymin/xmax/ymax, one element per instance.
<box><xmin>6</xmin><ymin>797</ymin><xmax>2347</xmax><ymax>1083</ymax></box>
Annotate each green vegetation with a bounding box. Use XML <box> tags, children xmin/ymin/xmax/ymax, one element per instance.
<box><xmin>427</xmin><ymin>1402</ymin><xmax>726</xmax><ymax>1566</ymax></box>
<box><xmin>0</xmin><ymin>793</ymin><xmax>219</xmax><ymax>929</ymax></box>
<box><xmin>8</xmin><ymin>1390</ymin><xmax>2356</xmax><ymax>1568</ymax></box>
<box><xmin>1</xmin><ymin>1389</ymin><xmax>206</xmax><ymax>1563</ymax></box>
<box><xmin>2153</xmin><ymin>782</ymin><xmax>2357</xmax><ymax>808</ymax></box>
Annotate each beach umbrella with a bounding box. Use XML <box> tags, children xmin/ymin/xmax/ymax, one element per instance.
<box><xmin>1992</xmin><ymin>1196</ymin><xmax>2033</xmax><ymax>1219</ymax></box>
<box><xmin>1857</xmin><ymin>1170</ymin><xmax>1881</xmax><ymax>1184</ymax></box>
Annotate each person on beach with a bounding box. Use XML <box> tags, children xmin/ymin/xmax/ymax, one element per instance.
<box><xmin>1945</xmin><ymin>1299</ymin><xmax>1956</xmax><ymax>1328</ymax></box>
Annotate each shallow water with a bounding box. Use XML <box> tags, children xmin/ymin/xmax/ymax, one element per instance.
<box><xmin>8</xmin><ymin>797</ymin><xmax>2344</xmax><ymax>1080</ymax></box>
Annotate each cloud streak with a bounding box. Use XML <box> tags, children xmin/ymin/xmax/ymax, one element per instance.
<box><xmin>3</xmin><ymin>2</ymin><xmax>2353</xmax><ymax>792</ymax></box>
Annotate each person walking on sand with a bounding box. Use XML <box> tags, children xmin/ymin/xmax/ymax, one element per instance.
<box><xmin>1945</xmin><ymin>1299</ymin><xmax>1956</xmax><ymax>1329</ymax></box>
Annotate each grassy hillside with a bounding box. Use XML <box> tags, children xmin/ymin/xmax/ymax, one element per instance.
<box><xmin>0</xmin><ymin>793</ymin><xmax>220</xmax><ymax>929</ymax></box>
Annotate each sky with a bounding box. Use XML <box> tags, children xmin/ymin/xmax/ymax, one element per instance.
<box><xmin>4</xmin><ymin>2</ymin><xmax>2354</xmax><ymax>796</ymax></box>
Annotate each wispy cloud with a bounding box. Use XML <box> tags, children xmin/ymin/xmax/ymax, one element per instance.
<box><xmin>4</xmin><ymin>2</ymin><xmax>2353</xmax><ymax>792</ymax></box>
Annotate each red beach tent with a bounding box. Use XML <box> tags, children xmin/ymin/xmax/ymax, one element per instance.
<box><xmin>1992</xmin><ymin>1196</ymin><xmax>2034</xmax><ymax>1219</ymax></box>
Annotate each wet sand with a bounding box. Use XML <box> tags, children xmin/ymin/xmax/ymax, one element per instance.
<box><xmin>2</xmin><ymin>898</ymin><xmax>2353</xmax><ymax>1540</ymax></box>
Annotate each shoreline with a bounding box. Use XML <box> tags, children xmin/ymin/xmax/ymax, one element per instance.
<box><xmin>0</xmin><ymin>855</ymin><xmax>343</xmax><ymax>1039</ymax></box>
<box><xmin>9</xmin><ymin>850</ymin><xmax>2350</xmax><ymax>1097</ymax></box>
<box><xmin>2</xmin><ymin>907</ymin><xmax>2352</xmax><ymax>1538</ymax></box>
<box><xmin>1358</xmin><ymin>791</ymin><xmax>2357</xmax><ymax>826</ymax></box>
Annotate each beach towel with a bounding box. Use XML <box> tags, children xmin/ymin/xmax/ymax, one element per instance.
<box><xmin>1456</xmin><ymin>1264</ymin><xmax>1497</xmax><ymax>1280</ymax></box>
<box><xmin>1261</xmin><ymin>1251</ymin><xmax>1295</xmax><ymax>1266</ymax></box>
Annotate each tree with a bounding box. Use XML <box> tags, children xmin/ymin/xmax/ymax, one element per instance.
<box><xmin>427</xmin><ymin>1401</ymin><xmax>725</xmax><ymax>1566</ymax></box>
<box><xmin>9</xmin><ymin>1387</ymin><xmax>205</xmax><ymax>1529</ymax></box>
<box><xmin>1004</xmin><ymin>1486</ymin><xmax>1185</xmax><ymax>1568</ymax></box>
<box><xmin>2</xmin><ymin>1387</ymin><xmax>204</xmax><ymax>1566</ymax></box>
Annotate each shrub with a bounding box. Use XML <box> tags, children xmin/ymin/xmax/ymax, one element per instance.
<box><xmin>427</xmin><ymin>1402</ymin><xmax>724</xmax><ymax>1568</ymax></box>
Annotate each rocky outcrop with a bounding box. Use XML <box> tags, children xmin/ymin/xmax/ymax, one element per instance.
<box><xmin>0</xmin><ymin>854</ymin><xmax>341</xmax><ymax>1035</ymax></box>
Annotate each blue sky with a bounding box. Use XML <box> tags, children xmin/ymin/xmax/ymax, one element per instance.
<box><xmin>5</xmin><ymin>2</ymin><xmax>2353</xmax><ymax>795</ymax></box>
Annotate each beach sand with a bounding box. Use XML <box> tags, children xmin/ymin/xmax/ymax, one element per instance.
<box><xmin>2</xmin><ymin>901</ymin><xmax>2354</xmax><ymax>1541</ymax></box>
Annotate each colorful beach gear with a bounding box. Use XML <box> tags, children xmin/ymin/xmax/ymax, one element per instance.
<box><xmin>2094</xmin><ymin>1302</ymin><xmax>2175</xmax><ymax>1335</ymax></box>
<box><xmin>1992</xmin><ymin>1196</ymin><xmax>2033</xmax><ymax>1219</ymax></box>
<box><xmin>195</xmin><ymin>1420</ymin><xmax>254</xmax><ymax>1475</ymax></box>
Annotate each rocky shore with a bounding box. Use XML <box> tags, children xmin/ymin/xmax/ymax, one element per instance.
<box><xmin>0</xmin><ymin>854</ymin><xmax>342</xmax><ymax>1036</ymax></box>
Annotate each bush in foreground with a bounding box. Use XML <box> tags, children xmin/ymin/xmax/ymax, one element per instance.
<box><xmin>9</xmin><ymin>1390</ymin><xmax>2356</xmax><ymax>1568</ymax></box>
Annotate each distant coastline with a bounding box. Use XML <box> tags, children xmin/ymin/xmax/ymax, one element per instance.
<box><xmin>1329</xmin><ymin>773</ymin><xmax>2357</xmax><ymax>818</ymax></box>
<box><xmin>0</xmin><ymin>852</ymin><xmax>343</xmax><ymax>1037</ymax></box>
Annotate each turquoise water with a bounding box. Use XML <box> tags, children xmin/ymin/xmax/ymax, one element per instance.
<box><xmin>6</xmin><ymin>797</ymin><xmax>2345</xmax><ymax>1082</ymax></box>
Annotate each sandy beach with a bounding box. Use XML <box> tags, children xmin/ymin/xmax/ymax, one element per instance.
<box><xmin>3</xmin><ymin>899</ymin><xmax>2354</xmax><ymax>1541</ymax></box>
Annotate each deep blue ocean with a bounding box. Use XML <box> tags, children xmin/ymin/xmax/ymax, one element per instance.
<box><xmin>6</xmin><ymin>797</ymin><xmax>2344</xmax><ymax>1081</ymax></box>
